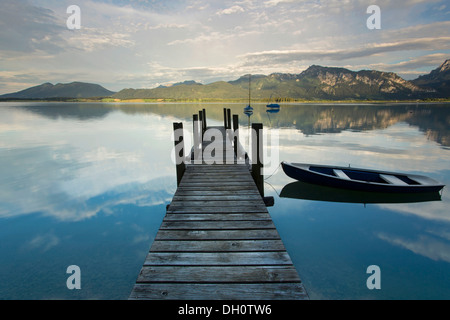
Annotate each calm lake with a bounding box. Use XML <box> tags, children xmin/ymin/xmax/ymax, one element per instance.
<box><xmin>0</xmin><ymin>101</ymin><xmax>449</xmax><ymax>300</ymax></box>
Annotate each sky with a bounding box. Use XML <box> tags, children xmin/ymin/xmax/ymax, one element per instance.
<box><xmin>0</xmin><ymin>0</ymin><xmax>449</xmax><ymax>94</ymax></box>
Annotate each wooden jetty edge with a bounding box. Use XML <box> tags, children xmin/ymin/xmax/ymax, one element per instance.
<box><xmin>129</xmin><ymin>109</ymin><xmax>308</xmax><ymax>300</ymax></box>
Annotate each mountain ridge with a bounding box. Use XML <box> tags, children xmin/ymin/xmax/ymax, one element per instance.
<box><xmin>112</xmin><ymin>60</ymin><xmax>450</xmax><ymax>100</ymax></box>
<box><xmin>0</xmin><ymin>81</ymin><xmax>116</xmax><ymax>99</ymax></box>
<box><xmin>411</xmin><ymin>59</ymin><xmax>450</xmax><ymax>96</ymax></box>
<box><xmin>1</xmin><ymin>60</ymin><xmax>449</xmax><ymax>101</ymax></box>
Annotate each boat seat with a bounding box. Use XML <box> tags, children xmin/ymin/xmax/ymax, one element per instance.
<box><xmin>379</xmin><ymin>174</ymin><xmax>408</xmax><ymax>185</ymax></box>
<box><xmin>333</xmin><ymin>169</ymin><xmax>350</xmax><ymax>180</ymax></box>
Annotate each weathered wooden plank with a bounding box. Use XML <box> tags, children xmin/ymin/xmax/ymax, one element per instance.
<box><xmin>149</xmin><ymin>240</ymin><xmax>286</xmax><ymax>252</ymax></box>
<box><xmin>129</xmin><ymin>283</ymin><xmax>308</xmax><ymax>300</ymax></box>
<box><xmin>174</xmin><ymin>190</ymin><xmax>260</xmax><ymax>196</ymax></box>
<box><xmin>160</xmin><ymin>220</ymin><xmax>276</xmax><ymax>230</ymax></box>
<box><xmin>155</xmin><ymin>229</ymin><xmax>281</xmax><ymax>241</ymax></box>
<box><xmin>172</xmin><ymin>194</ymin><xmax>262</xmax><ymax>201</ymax></box>
<box><xmin>136</xmin><ymin>265</ymin><xmax>301</xmax><ymax>283</ymax></box>
<box><xmin>168</xmin><ymin>200</ymin><xmax>265</xmax><ymax>207</ymax></box>
<box><xmin>163</xmin><ymin>213</ymin><xmax>272</xmax><ymax>221</ymax></box>
<box><xmin>167</xmin><ymin>206</ymin><xmax>268</xmax><ymax>213</ymax></box>
<box><xmin>179</xmin><ymin>182</ymin><xmax>256</xmax><ymax>187</ymax></box>
<box><xmin>184</xmin><ymin>165</ymin><xmax>248</xmax><ymax>169</ymax></box>
<box><xmin>182</xmin><ymin>170</ymin><xmax>250</xmax><ymax>174</ymax></box>
<box><xmin>180</xmin><ymin>178</ymin><xmax>253</xmax><ymax>183</ymax></box>
<box><xmin>182</xmin><ymin>171</ymin><xmax>250</xmax><ymax>175</ymax></box>
<box><xmin>144</xmin><ymin>252</ymin><xmax>294</xmax><ymax>266</ymax></box>
<box><xmin>176</xmin><ymin>186</ymin><xmax>261</xmax><ymax>192</ymax></box>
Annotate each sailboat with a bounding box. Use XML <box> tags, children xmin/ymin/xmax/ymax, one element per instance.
<box><xmin>266</xmin><ymin>94</ymin><xmax>280</xmax><ymax>109</ymax></box>
<box><xmin>244</xmin><ymin>74</ymin><xmax>253</xmax><ymax>113</ymax></box>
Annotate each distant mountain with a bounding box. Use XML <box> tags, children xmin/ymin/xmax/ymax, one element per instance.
<box><xmin>114</xmin><ymin>81</ymin><xmax>248</xmax><ymax>100</ymax></box>
<box><xmin>157</xmin><ymin>80</ymin><xmax>203</xmax><ymax>88</ymax></box>
<box><xmin>411</xmin><ymin>59</ymin><xmax>450</xmax><ymax>97</ymax></box>
<box><xmin>0</xmin><ymin>82</ymin><xmax>115</xmax><ymax>99</ymax></box>
<box><xmin>3</xmin><ymin>61</ymin><xmax>448</xmax><ymax>101</ymax></box>
<box><xmin>113</xmin><ymin>61</ymin><xmax>450</xmax><ymax>101</ymax></box>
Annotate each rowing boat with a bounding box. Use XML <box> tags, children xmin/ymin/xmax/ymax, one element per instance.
<box><xmin>281</xmin><ymin>162</ymin><xmax>445</xmax><ymax>193</ymax></box>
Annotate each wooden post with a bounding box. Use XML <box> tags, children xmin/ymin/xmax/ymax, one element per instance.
<box><xmin>223</xmin><ymin>108</ymin><xmax>227</xmax><ymax>129</ymax></box>
<box><xmin>202</xmin><ymin>108</ymin><xmax>207</xmax><ymax>135</ymax></box>
<box><xmin>193</xmin><ymin>114</ymin><xmax>200</xmax><ymax>164</ymax></box>
<box><xmin>227</xmin><ymin>108</ymin><xmax>231</xmax><ymax>129</ymax></box>
<box><xmin>173</xmin><ymin>122</ymin><xmax>186</xmax><ymax>186</ymax></box>
<box><xmin>233</xmin><ymin>114</ymin><xmax>239</xmax><ymax>159</ymax></box>
<box><xmin>251</xmin><ymin>123</ymin><xmax>264</xmax><ymax>197</ymax></box>
<box><xmin>193</xmin><ymin>114</ymin><xmax>198</xmax><ymax>134</ymax></box>
<box><xmin>199</xmin><ymin>110</ymin><xmax>203</xmax><ymax>126</ymax></box>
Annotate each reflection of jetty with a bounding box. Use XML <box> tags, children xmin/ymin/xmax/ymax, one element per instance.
<box><xmin>129</xmin><ymin>109</ymin><xmax>308</xmax><ymax>300</ymax></box>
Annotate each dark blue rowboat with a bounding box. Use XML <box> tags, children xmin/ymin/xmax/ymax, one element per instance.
<box><xmin>281</xmin><ymin>162</ymin><xmax>445</xmax><ymax>193</ymax></box>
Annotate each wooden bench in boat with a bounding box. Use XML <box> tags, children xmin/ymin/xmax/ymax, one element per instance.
<box><xmin>333</xmin><ymin>169</ymin><xmax>350</xmax><ymax>180</ymax></box>
<box><xmin>379</xmin><ymin>174</ymin><xmax>408</xmax><ymax>185</ymax></box>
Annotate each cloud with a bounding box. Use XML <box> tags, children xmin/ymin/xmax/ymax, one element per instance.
<box><xmin>65</xmin><ymin>27</ymin><xmax>135</xmax><ymax>52</ymax></box>
<box><xmin>28</xmin><ymin>233</ymin><xmax>60</xmax><ymax>252</ymax></box>
<box><xmin>0</xmin><ymin>0</ymin><xmax>67</xmax><ymax>54</ymax></box>
<box><xmin>365</xmin><ymin>53</ymin><xmax>450</xmax><ymax>76</ymax></box>
<box><xmin>263</xmin><ymin>0</ymin><xmax>297</xmax><ymax>7</ymax></box>
<box><xmin>216</xmin><ymin>5</ymin><xmax>245</xmax><ymax>15</ymax></box>
<box><xmin>240</xmin><ymin>36</ymin><xmax>450</xmax><ymax>66</ymax></box>
<box><xmin>377</xmin><ymin>232</ymin><xmax>450</xmax><ymax>263</ymax></box>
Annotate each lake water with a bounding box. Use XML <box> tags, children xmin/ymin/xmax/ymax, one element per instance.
<box><xmin>0</xmin><ymin>101</ymin><xmax>449</xmax><ymax>300</ymax></box>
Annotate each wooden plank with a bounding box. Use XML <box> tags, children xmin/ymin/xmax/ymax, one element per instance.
<box><xmin>144</xmin><ymin>252</ymin><xmax>294</xmax><ymax>266</ymax></box>
<box><xmin>174</xmin><ymin>190</ymin><xmax>260</xmax><ymax>196</ymax></box>
<box><xmin>168</xmin><ymin>200</ymin><xmax>265</xmax><ymax>207</ymax></box>
<box><xmin>172</xmin><ymin>194</ymin><xmax>262</xmax><ymax>201</ymax></box>
<box><xmin>182</xmin><ymin>171</ymin><xmax>250</xmax><ymax>175</ymax></box>
<box><xmin>163</xmin><ymin>213</ymin><xmax>272</xmax><ymax>221</ymax></box>
<box><xmin>136</xmin><ymin>265</ymin><xmax>301</xmax><ymax>283</ymax></box>
<box><xmin>160</xmin><ymin>220</ymin><xmax>276</xmax><ymax>230</ymax></box>
<box><xmin>129</xmin><ymin>283</ymin><xmax>308</xmax><ymax>300</ymax></box>
<box><xmin>185</xmin><ymin>165</ymin><xmax>248</xmax><ymax>169</ymax></box>
<box><xmin>178</xmin><ymin>181</ymin><xmax>257</xmax><ymax>187</ymax></box>
<box><xmin>182</xmin><ymin>170</ymin><xmax>250</xmax><ymax>174</ymax></box>
<box><xmin>180</xmin><ymin>178</ymin><xmax>253</xmax><ymax>183</ymax></box>
<box><xmin>176</xmin><ymin>186</ymin><xmax>261</xmax><ymax>191</ymax></box>
<box><xmin>150</xmin><ymin>240</ymin><xmax>286</xmax><ymax>252</ymax></box>
<box><xmin>155</xmin><ymin>229</ymin><xmax>281</xmax><ymax>241</ymax></box>
<box><xmin>166</xmin><ymin>206</ymin><xmax>268</xmax><ymax>213</ymax></box>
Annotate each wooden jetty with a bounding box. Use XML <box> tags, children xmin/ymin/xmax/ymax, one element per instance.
<box><xmin>129</xmin><ymin>109</ymin><xmax>308</xmax><ymax>300</ymax></box>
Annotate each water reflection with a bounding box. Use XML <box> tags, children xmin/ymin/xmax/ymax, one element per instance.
<box><xmin>0</xmin><ymin>104</ymin><xmax>177</xmax><ymax>221</ymax></box>
<box><xmin>11</xmin><ymin>102</ymin><xmax>450</xmax><ymax>147</ymax></box>
<box><xmin>280</xmin><ymin>181</ymin><xmax>442</xmax><ymax>204</ymax></box>
<box><xmin>1</xmin><ymin>101</ymin><xmax>450</xmax><ymax>300</ymax></box>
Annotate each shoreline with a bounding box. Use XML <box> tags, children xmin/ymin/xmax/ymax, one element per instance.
<box><xmin>1</xmin><ymin>98</ymin><xmax>450</xmax><ymax>104</ymax></box>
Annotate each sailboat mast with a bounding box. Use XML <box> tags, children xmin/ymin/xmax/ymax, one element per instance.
<box><xmin>248</xmin><ymin>74</ymin><xmax>251</xmax><ymax>106</ymax></box>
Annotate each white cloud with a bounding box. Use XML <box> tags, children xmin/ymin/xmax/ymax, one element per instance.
<box><xmin>377</xmin><ymin>232</ymin><xmax>450</xmax><ymax>263</ymax></box>
<box><xmin>216</xmin><ymin>5</ymin><xmax>245</xmax><ymax>15</ymax></box>
<box><xmin>28</xmin><ymin>233</ymin><xmax>60</xmax><ymax>252</ymax></box>
<box><xmin>65</xmin><ymin>28</ymin><xmax>135</xmax><ymax>52</ymax></box>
